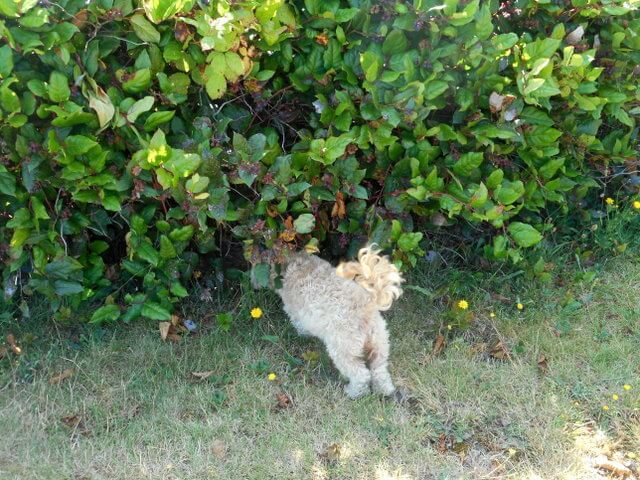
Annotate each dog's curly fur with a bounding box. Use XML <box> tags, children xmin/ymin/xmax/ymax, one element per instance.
<box><xmin>277</xmin><ymin>246</ymin><xmax>403</xmax><ymax>398</ymax></box>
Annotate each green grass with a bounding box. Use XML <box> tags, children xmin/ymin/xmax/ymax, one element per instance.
<box><xmin>1</xmin><ymin>256</ymin><xmax>640</xmax><ymax>479</ymax></box>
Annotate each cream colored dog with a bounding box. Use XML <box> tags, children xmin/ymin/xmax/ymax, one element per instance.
<box><xmin>277</xmin><ymin>246</ymin><xmax>403</xmax><ymax>398</ymax></box>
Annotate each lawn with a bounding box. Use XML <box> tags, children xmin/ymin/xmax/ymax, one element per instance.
<box><xmin>1</xmin><ymin>255</ymin><xmax>639</xmax><ymax>479</ymax></box>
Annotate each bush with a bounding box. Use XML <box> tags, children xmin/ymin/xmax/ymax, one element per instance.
<box><xmin>1</xmin><ymin>0</ymin><xmax>639</xmax><ymax>323</ymax></box>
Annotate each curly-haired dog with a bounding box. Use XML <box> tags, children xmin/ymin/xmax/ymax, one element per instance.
<box><xmin>277</xmin><ymin>246</ymin><xmax>403</xmax><ymax>398</ymax></box>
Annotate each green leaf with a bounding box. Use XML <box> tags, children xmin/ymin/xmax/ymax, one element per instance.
<box><xmin>90</xmin><ymin>305</ymin><xmax>121</xmax><ymax>324</ymax></box>
<box><xmin>65</xmin><ymin>135</ymin><xmax>98</xmax><ymax>156</ymax></box>
<box><xmin>54</xmin><ymin>280</ymin><xmax>84</xmax><ymax>296</ymax></box>
<box><xmin>475</xmin><ymin>4</ymin><xmax>493</xmax><ymax>40</ymax></box>
<box><xmin>491</xmin><ymin>33</ymin><xmax>518</xmax><ymax>51</ymax></box>
<box><xmin>142</xmin><ymin>0</ymin><xmax>188</xmax><ymax>23</ymax></box>
<box><xmin>130</xmin><ymin>13</ymin><xmax>161</xmax><ymax>43</ymax></box>
<box><xmin>144</xmin><ymin>110</ymin><xmax>175</xmax><ymax>131</ymax></box>
<box><xmin>142</xmin><ymin>302</ymin><xmax>172</xmax><ymax>320</ymax></box>
<box><xmin>453</xmin><ymin>152</ymin><xmax>483</xmax><ymax>177</ymax></box>
<box><xmin>121</xmin><ymin>69</ymin><xmax>151</xmax><ymax>93</ymax></box>
<box><xmin>0</xmin><ymin>171</ymin><xmax>16</xmax><ymax>196</ymax></box>
<box><xmin>495</xmin><ymin>180</ymin><xmax>524</xmax><ymax>205</ymax></box>
<box><xmin>470</xmin><ymin>182</ymin><xmax>488</xmax><ymax>208</ymax></box>
<box><xmin>159</xmin><ymin>235</ymin><xmax>177</xmax><ymax>259</ymax></box>
<box><xmin>31</xmin><ymin>197</ymin><xmax>49</xmax><ymax>219</ymax></box>
<box><xmin>0</xmin><ymin>45</ymin><xmax>13</xmax><ymax>78</ymax></box>
<box><xmin>48</xmin><ymin>71</ymin><xmax>70</xmax><ymax>102</ymax></box>
<box><xmin>335</xmin><ymin>7</ymin><xmax>358</xmax><ymax>22</ymax></box>
<box><xmin>169</xmin><ymin>225</ymin><xmax>194</xmax><ymax>242</ymax></box>
<box><xmin>127</xmin><ymin>96</ymin><xmax>155</xmax><ymax>122</ymax></box>
<box><xmin>252</xmin><ymin>263</ymin><xmax>271</xmax><ymax>288</ymax></box>
<box><xmin>224</xmin><ymin>52</ymin><xmax>245</xmax><ymax>81</ymax></box>
<box><xmin>293</xmin><ymin>213</ymin><xmax>315</xmax><ymax>233</ymax></box>
<box><xmin>204</xmin><ymin>63</ymin><xmax>227</xmax><ymax>100</ymax></box>
<box><xmin>185</xmin><ymin>173</ymin><xmax>210</xmax><ymax>194</ymax></box>
<box><xmin>382</xmin><ymin>30</ymin><xmax>408</xmax><ymax>56</ymax></box>
<box><xmin>508</xmin><ymin>222</ymin><xmax>543</xmax><ymax>248</ymax></box>
<box><xmin>137</xmin><ymin>240</ymin><xmax>160</xmax><ymax>267</ymax></box>
<box><xmin>287</xmin><ymin>182</ymin><xmax>311</xmax><ymax>196</ymax></box>
<box><xmin>170</xmin><ymin>282</ymin><xmax>188</xmax><ymax>297</ymax></box>
<box><xmin>360</xmin><ymin>51</ymin><xmax>380</xmax><ymax>82</ymax></box>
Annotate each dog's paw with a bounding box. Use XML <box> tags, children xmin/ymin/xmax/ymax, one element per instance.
<box><xmin>344</xmin><ymin>383</ymin><xmax>370</xmax><ymax>399</ymax></box>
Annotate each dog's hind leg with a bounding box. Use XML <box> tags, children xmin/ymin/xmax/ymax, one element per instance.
<box><xmin>367</xmin><ymin>313</ymin><xmax>396</xmax><ymax>396</ymax></box>
<box><xmin>326</xmin><ymin>339</ymin><xmax>371</xmax><ymax>399</ymax></box>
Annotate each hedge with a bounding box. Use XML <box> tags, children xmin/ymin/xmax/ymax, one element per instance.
<box><xmin>0</xmin><ymin>0</ymin><xmax>639</xmax><ymax>323</ymax></box>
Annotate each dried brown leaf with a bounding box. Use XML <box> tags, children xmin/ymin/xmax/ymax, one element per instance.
<box><xmin>490</xmin><ymin>341</ymin><xmax>511</xmax><ymax>360</ymax></box>
<box><xmin>274</xmin><ymin>392</ymin><xmax>293</xmax><ymax>411</ymax></box>
<box><xmin>166</xmin><ymin>332</ymin><xmax>181</xmax><ymax>343</ymax></box>
<box><xmin>6</xmin><ymin>333</ymin><xmax>21</xmax><ymax>355</ymax></box>
<box><xmin>49</xmin><ymin>368</ymin><xmax>74</xmax><ymax>385</ymax></box>
<box><xmin>331</xmin><ymin>192</ymin><xmax>346</xmax><ymax>219</ymax></box>
<box><xmin>191</xmin><ymin>371</ymin><xmax>215</xmax><ymax>380</ymax></box>
<box><xmin>320</xmin><ymin>443</ymin><xmax>342</xmax><ymax>463</ymax></box>
<box><xmin>159</xmin><ymin>322</ymin><xmax>171</xmax><ymax>341</ymax></box>
<box><xmin>315</xmin><ymin>33</ymin><xmax>329</xmax><ymax>46</ymax></box>
<box><xmin>537</xmin><ymin>354</ymin><xmax>548</xmax><ymax>373</ymax></box>
<box><xmin>431</xmin><ymin>334</ymin><xmax>447</xmax><ymax>356</ymax></box>
<box><xmin>61</xmin><ymin>414</ymin><xmax>82</xmax><ymax>428</ymax></box>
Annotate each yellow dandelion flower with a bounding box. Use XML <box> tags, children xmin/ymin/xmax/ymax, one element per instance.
<box><xmin>447</xmin><ymin>324</ymin><xmax>452</xmax><ymax>330</ymax></box>
<box><xmin>633</xmin><ymin>201</ymin><xmax>640</xmax><ymax>210</ymax></box>
<box><xmin>623</xmin><ymin>384</ymin><xmax>632</xmax><ymax>391</ymax></box>
<box><xmin>602</xmin><ymin>405</ymin><xmax>609</xmax><ymax>411</ymax></box>
<box><xmin>250</xmin><ymin>307</ymin><xmax>263</xmax><ymax>319</ymax></box>
<box><xmin>628</xmin><ymin>452</ymin><xmax>637</xmax><ymax>459</ymax></box>
<box><xmin>267</xmin><ymin>372</ymin><xmax>277</xmax><ymax>381</ymax></box>
<box><xmin>489</xmin><ymin>312</ymin><xmax>496</xmax><ymax>318</ymax></box>
<box><xmin>612</xmin><ymin>394</ymin><xmax>619</xmax><ymax>401</ymax></box>
<box><xmin>458</xmin><ymin>300</ymin><xmax>469</xmax><ymax>310</ymax></box>
<box><xmin>517</xmin><ymin>303</ymin><xmax>524</xmax><ymax>310</ymax></box>
<box><xmin>605</xmin><ymin>197</ymin><xmax>614</xmax><ymax>205</ymax></box>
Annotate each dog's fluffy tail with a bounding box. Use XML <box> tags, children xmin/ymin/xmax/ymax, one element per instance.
<box><xmin>335</xmin><ymin>245</ymin><xmax>403</xmax><ymax>311</ymax></box>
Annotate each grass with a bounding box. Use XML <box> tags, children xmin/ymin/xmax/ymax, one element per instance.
<box><xmin>1</xmin><ymin>255</ymin><xmax>640</xmax><ymax>480</ymax></box>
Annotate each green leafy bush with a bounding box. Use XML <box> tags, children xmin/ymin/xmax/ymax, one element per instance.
<box><xmin>1</xmin><ymin>0</ymin><xmax>639</xmax><ymax>322</ymax></box>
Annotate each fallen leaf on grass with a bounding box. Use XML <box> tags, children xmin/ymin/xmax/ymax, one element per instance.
<box><xmin>61</xmin><ymin>414</ymin><xmax>82</xmax><ymax>428</ymax></box>
<box><xmin>0</xmin><ymin>346</ymin><xmax>7</xmax><ymax>360</ymax></box>
<box><xmin>431</xmin><ymin>334</ymin><xmax>446</xmax><ymax>356</ymax></box>
<box><xmin>159</xmin><ymin>321</ymin><xmax>182</xmax><ymax>342</ymax></box>
<box><xmin>159</xmin><ymin>322</ymin><xmax>171</xmax><ymax>340</ymax></box>
<box><xmin>593</xmin><ymin>455</ymin><xmax>632</xmax><ymax>478</ymax></box>
<box><xmin>6</xmin><ymin>333</ymin><xmax>21</xmax><ymax>355</ymax></box>
<box><xmin>537</xmin><ymin>354</ymin><xmax>549</xmax><ymax>373</ymax></box>
<box><xmin>437</xmin><ymin>433</ymin><xmax>451</xmax><ymax>453</ymax></box>
<box><xmin>49</xmin><ymin>368</ymin><xmax>74</xmax><ymax>384</ymax></box>
<box><xmin>319</xmin><ymin>443</ymin><xmax>342</xmax><ymax>463</ymax></box>
<box><xmin>211</xmin><ymin>440</ymin><xmax>227</xmax><ymax>459</ymax></box>
<box><xmin>191</xmin><ymin>371</ymin><xmax>215</xmax><ymax>380</ymax></box>
<box><xmin>60</xmin><ymin>414</ymin><xmax>90</xmax><ymax>435</ymax></box>
<box><xmin>490</xmin><ymin>341</ymin><xmax>511</xmax><ymax>360</ymax></box>
<box><xmin>274</xmin><ymin>392</ymin><xmax>293</xmax><ymax>412</ymax></box>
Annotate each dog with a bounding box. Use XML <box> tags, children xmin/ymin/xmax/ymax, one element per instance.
<box><xmin>276</xmin><ymin>245</ymin><xmax>404</xmax><ymax>398</ymax></box>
